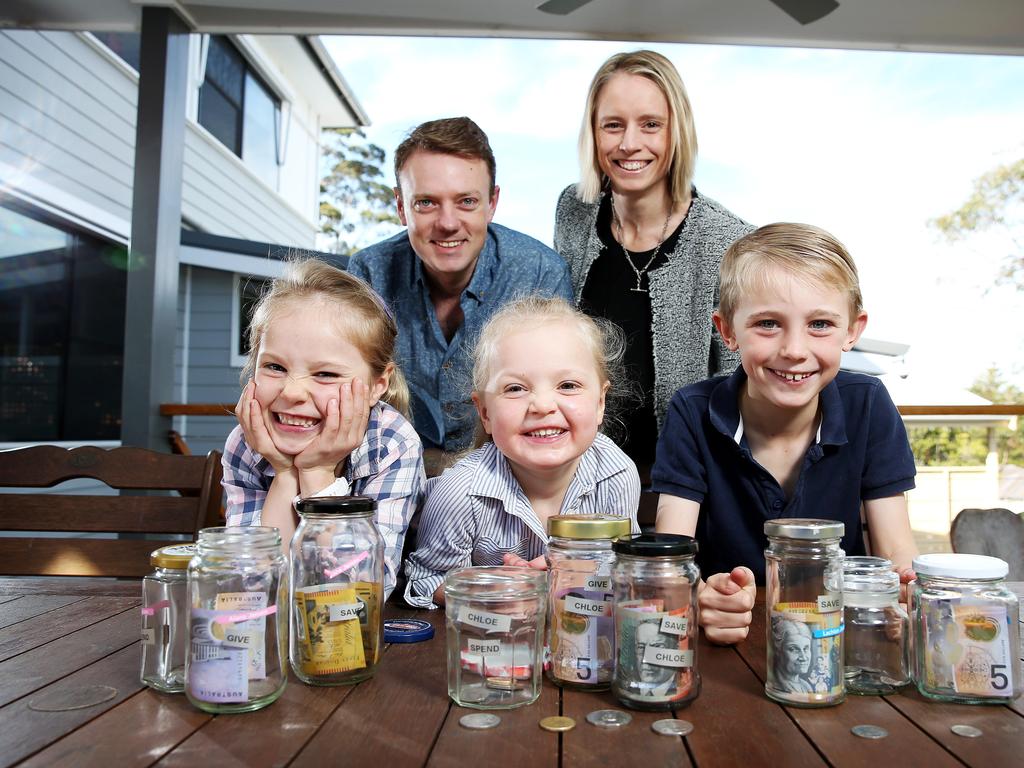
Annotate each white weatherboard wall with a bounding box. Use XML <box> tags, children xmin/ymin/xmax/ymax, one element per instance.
<box><xmin>0</xmin><ymin>29</ymin><xmax>325</xmax><ymax>245</ymax></box>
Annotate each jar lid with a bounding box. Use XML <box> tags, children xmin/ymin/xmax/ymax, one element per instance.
<box><xmin>764</xmin><ymin>518</ymin><xmax>845</xmax><ymax>540</ymax></box>
<box><xmin>612</xmin><ymin>533</ymin><xmax>697</xmax><ymax>557</ymax></box>
<box><xmin>150</xmin><ymin>543</ymin><xmax>194</xmax><ymax>569</ymax></box>
<box><xmin>912</xmin><ymin>553</ymin><xmax>1008</xmax><ymax>579</ymax></box>
<box><xmin>295</xmin><ymin>496</ymin><xmax>376</xmax><ymax>515</ymax></box>
<box><xmin>547</xmin><ymin>514</ymin><xmax>632</xmax><ymax>540</ymax></box>
<box><xmin>383</xmin><ymin>618</ymin><xmax>435</xmax><ymax>643</ymax></box>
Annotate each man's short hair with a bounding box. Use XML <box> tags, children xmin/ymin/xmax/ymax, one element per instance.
<box><xmin>718</xmin><ymin>222</ymin><xmax>864</xmax><ymax>322</ymax></box>
<box><xmin>393</xmin><ymin>117</ymin><xmax>496</xmax><ymax>197</ymax></box>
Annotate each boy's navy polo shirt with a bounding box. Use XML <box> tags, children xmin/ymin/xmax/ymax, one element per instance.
<box><xmin>650</xmin><ymin>368</ymin><xmax>916</xmax><ymax>583</ymax></box>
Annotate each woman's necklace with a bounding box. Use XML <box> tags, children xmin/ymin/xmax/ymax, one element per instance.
<box><xmin>612</xmin><ymin>199</ymin><xmax>673</xmax><ymax>294</ymax></box>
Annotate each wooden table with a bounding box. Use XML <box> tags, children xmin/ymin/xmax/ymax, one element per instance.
<box><xmin>1</xmin><ymin>578</ymin><xmax>1021</xmax><ymax>767</ymax></box>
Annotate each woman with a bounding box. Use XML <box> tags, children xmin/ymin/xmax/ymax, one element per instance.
<box><xmin>555</xmin><ymin>50</ymin><xmax>752</xmax><ymax>467</ymax></box>
<box><xmin>770</xmin><ymin>617</ymin><xmax>814</xmax><ymax>694</ymax></box>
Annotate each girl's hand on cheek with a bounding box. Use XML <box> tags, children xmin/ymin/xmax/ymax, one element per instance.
<box><xmin>295</xmin><ymin>378</ymin><xmax>371</xmax><ymax>477</ymax></box>
<box><xmin>235</xmin><ymin>380</ymin><xmax>295</xmax><ymax>473</ymax></box>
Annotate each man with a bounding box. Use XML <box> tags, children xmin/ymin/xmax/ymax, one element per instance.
<box><xmin>348</xmin><ymin>117</ymin><xmax>573</xmax><ymax>452</ymax></box>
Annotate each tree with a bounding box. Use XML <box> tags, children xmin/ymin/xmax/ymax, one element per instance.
<box><xmin>932</xmin><ymin>158</ymin><xmax>1024</xmax><ymax>288</ymax></box>
<box><xmin>319</xmin><ymin>127</ymin><xmax>401</xmax><ymax>255</ymax></box>
<box><xmin>907</xmin><ymin>366</ymin><xmax>1024</xmax><ymax>467</ymax></box>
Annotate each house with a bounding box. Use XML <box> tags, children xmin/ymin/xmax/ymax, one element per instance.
<box><xmin>0</xmin><ymin>28</ymin><xmax>365</xmax><ymax>455</ymax></box>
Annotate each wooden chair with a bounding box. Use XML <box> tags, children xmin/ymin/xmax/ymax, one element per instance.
<box><xmin>950</xmin><ymin>507</ymin><xmax>1024</xmax><ymax>580</ymax></box>
<box><xmin>0</xmin><ymin>445</ymin><xmax>223</xmax><ymax>578</ymax></box>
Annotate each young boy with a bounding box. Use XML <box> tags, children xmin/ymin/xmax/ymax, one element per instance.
<box><xmin>653</xmin><ymin>223</ymin><xmax>919</xmax><ymax>644</ymax></box>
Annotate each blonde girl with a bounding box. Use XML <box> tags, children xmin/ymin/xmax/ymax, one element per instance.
<box><xmin>404</xmin><ymin>296</ymin><xmax>640</xmax><ymax>608</ymax></box>
<box><xmin>223</xmin><ymin>259</ymin><xmax>425</xmax><ymax>598</ymax></box>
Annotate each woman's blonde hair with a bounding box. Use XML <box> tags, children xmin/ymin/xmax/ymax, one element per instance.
<box><xmin>241</xmin><ymin>258</ymin><xmax>410</xmax><ymax>416</ymax></box>
<box><xmin>576</xmin><ymin>50</ymin><xmax>698</xmax><ymax>206</ymax></box>
<box><xmin>470</xmin><ymin>296</ymin><xmax>629</xmax><ymax>447</ymax></box>
<box><xmin>717</xmin><ymin>223</ymin><xmax>864</xmax><ymax>323</ymax></box>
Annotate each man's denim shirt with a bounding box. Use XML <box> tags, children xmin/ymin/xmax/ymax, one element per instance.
<box><xmin>348</xmin><ymin>223</ymin><xmax>574</xmax><ymax>451</ymax></box>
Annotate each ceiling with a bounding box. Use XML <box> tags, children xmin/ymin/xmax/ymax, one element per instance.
<box><xmin>3</xmin><ymin>0</ymin><xmax>1024</xmax><ymax>56</ymax></box>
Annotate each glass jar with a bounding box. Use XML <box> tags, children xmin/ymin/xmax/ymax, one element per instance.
<box><xmin>290</xmin><ymin>496</ymin><xmax>385</xmax><ymax>686</ymax></box>
<box><xmin>764</xmin><ymin>519</ymin><xmax>845</xmax><ymax>707</ymax></box>
<box><xmin>842</xmin><ymin>556</ymin><xmax>910</xmax><ymax>695</ymax></box>
<box><xmin>545</xmin><ymin>514</ymin><xmax>631</xmax><ymax>690</ymax></box>
<box><xmin>611</xmin><ymin>533</ymin><xmax>700</xmax><ymax>710</ymax></box>
<box><xmin>910</xmin><ymin>553</ymin><xmax>1022</xmax><ymax>704</ymax></box>
<box><xmin>185</xmin><ymin>527</ymin><xmax>288</xmax><ymax>713</ymax></box>
<box><xmin>445</xmin><ymin>567</ymin><xmax>547</xmax><ymax>710</ymax></box>
<box><xmin>141</xmin><ymin>544</ymin><xmax>193</xmax><ymax>693</ymax></box>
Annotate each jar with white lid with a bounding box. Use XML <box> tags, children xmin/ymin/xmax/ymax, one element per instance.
<box><xmin>910</xmin><ymin>553</ymin><xmax>1021</xmax><ymax>703</ymax></box>
<box><xmin>445</xmin><ymin>567</ymin><xmax>547</xmax><ymax>710</ymax></box>
<box><xmin>545</xmin><ymin>514</ymin><xmax>631</xmax><ymax>689</ymax></box>
<box><xmin>842</xmin><ymin>556</ymin><xmax>910</xmax><ymax>695</ymax></box>
<box><xmin>764</xmin><ymin>519</ymin><xmax>845</xmax><ymax>707</ymax></box>
<box><xmin>141</xmin><ymin>544</ymin><xmax>193</xmax><ymax>693</ymax></box>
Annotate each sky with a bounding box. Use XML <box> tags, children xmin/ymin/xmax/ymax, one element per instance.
<box><xmin>323</xmin><ymin>36</ymin><xmax>1024</xmax><ymax>395</ymax></box>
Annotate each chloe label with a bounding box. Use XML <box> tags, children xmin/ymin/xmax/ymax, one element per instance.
<box><xmin>643</xmin><ymin>647</ymin><xmax>693</xmax><ymax>668</ymax></box>
<box><xmin>660</xmin><ymin>616</ymin><xmax>689</xmax><ymax>635</ymax></box>
<box><xmin>457</xmin><ymin>607</ymin><xmax>511</xmax><ymax>633</ymax></box>
<box><xmin>467</xmin><ymin>639</ymin><xmax>503</xmax><ymax>655</ymax></box>
<box><xmin>585</xmin><ymin>577</ymin><xmax>612</xmax><ymax>592</ymax></box>
<box><xmin>817</xmin><ymin>594</ymin><xmax>843</xmax><ymax>613</ymax></box>
<box><xmin>565</xmin><ymin>596</ymin><xmax>612</xmax><ymax>617</ymax></box>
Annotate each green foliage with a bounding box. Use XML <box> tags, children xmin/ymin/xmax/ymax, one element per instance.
<box><xmin>319</xmin><ymin>127</ymin><xmax>401</xmax><ymax>255</ymax></box>
<box><xmin>932</xmin><ymin>158</ymin><xmax>1024</xmax><ymax>288</ymax></box>
<box><xmin>907</xmin><ymin>366</ymin><xmax>1024</xmax><ymax>466</ymax></box>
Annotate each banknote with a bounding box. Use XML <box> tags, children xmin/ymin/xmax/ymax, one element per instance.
<box><xmin>921</xmin><ymin>603</ymin><xmax>1015</xmax><ymax>697</ymax></box>
<box><xmin>767</xmin><ymin>601</ymin><xmax>843</xmax><ymax>702</ymax></box>
<box><xmin>616</xmin><ymin>600</ymin><xmax>693</xmax><ymax>702</ymax></box>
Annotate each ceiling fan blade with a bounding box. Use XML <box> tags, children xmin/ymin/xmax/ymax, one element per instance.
<box><xmin>769</xmin><ymin>0</ymin><xmax>839</xmax><ymax>25</ymax></box>
<box><xmin>536</xmin><ymin>0</ymin><xmax>595</xmax><ymax>15</ymax></box>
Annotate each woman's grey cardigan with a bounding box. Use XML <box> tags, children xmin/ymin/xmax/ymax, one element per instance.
<box><xmin>554</xmin><ymin>184</ymin><xmax>754</xmax><ymax>431</ymax></box>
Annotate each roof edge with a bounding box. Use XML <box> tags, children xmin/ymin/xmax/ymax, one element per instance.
<box><xmin>303</xmin><ymin>35</ymin><xmax>370</xmax><ymax>127</ymax></box>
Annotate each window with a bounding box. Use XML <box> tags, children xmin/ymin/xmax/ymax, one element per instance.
<box><xmin>231</xmin><ymin>273</ymin><xmax>270</xmax><ymax>368</ymax></box>
<box><xmin>90</xmin><ymin>32</ymin><xmax>141</xmax><ymax>71</ymax></box>
<box><xmin>0</xmin><ymin>205</ymin><xmax>127</xmax><ymax>441</ymax></box>
<box><xmin>198</xmin><ymin>36</ymin><xmax>281</xmax><ymax>188</ymax></box>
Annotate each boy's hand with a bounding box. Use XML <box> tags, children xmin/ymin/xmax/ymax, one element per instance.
<box><xmin>502</xmin><ymin>553</ymin><xmax>548</xmax><ymax>571</ymax></box>
<box><xmin>699</xmin><ymin>566</ymin><xmax>756</xmax><ymax>645</ymax></box>
<box><xmin>294</xmin><ymin>379</ymin><xmax>370</xmax><ymax>480</ymax></box>
<box><xmin>236</xmin><ymin>380</ymin><xmax>294</xmax><ymax>474</ymax></box>
<box><xmin>897</xmin><ymin>566</ymin><xmax>916</xmax><ymax>606</ymax></box>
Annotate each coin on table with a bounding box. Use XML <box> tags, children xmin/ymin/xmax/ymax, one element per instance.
<box><xmin>851</xmin><ymin>725</ymin><xmax>888</xmax><ymax>740</ymax></box>
<box><xmin>951</xmin><ymin>724</ymin><xmax>983</xmax><ymax>738</ymax></box>
<box><xmin>652</xmin><ymin>719</ymin><xmax>694</xmax><ymax>737</ymax></box>
<box><xmin>539</xmin><ymin>716</ymin><xmax>576</xmax><ymax>732</ymax></box>
<box><xmin>586</xmin><ymin>709</ymin><xmax>632</xmax><ymax>728</ymax></box>
<box><xmin>460</xmin><ymin>713</ymin><xmax>501</xmax><ymax>730</ymax></box>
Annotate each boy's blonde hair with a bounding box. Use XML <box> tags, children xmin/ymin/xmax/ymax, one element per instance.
<box><xmin>241</xmin><ymin>258</ymin><xmax>410</xmax><ymax>416</ymax></box>
<box><xmin>718</xmin><ymin>223</ymin><xmax>864</xmax><ymax>323</ymax></box>
<box><xmin>471</xmin><ymin>296</ymin><xmax>628</xmax><ymax>446</ymax></box>
<box><xmin>576</xmin><ymin>50</ymin><xmax>697</xmax><ymax>207</ymax></box>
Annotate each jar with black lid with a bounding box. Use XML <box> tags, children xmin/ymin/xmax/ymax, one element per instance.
<box><xmin>611</xmin><ymin>533</ymin><xmax>700</xmax><ymax>710</ymax></box>
<box><xmin>290</xmin><ymin>496</ymin><xmax>385</xmax><ymax>686</ymax></box>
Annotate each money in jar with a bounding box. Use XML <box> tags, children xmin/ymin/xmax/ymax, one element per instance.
<box><xmin>185</xmin><ymin>527</ymin><xmax>288</xmax><ymax>713</ymax></box>
<box><xmin>611</xmin><ymin>534</ymin><xmax>700</xmax><ymax>710</ymax></box>
<box><xmin>910</xmin><ymin>553</ymin><xmax>1022</xmax><ymax>704</ymax></box>
<box><xmin>289</xmin><ymin>496</ymin><xmax>385</xmax><ymax>686</ymax></box>
<box><xmin>546</xmin><ymin>514</ymin><xmax>632</xmax><ymax>689</ymax></box>
<box><xmin>764</xmin><ymin>519</ymin><xmax>845</xmax><ymax>707</ymax></box>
